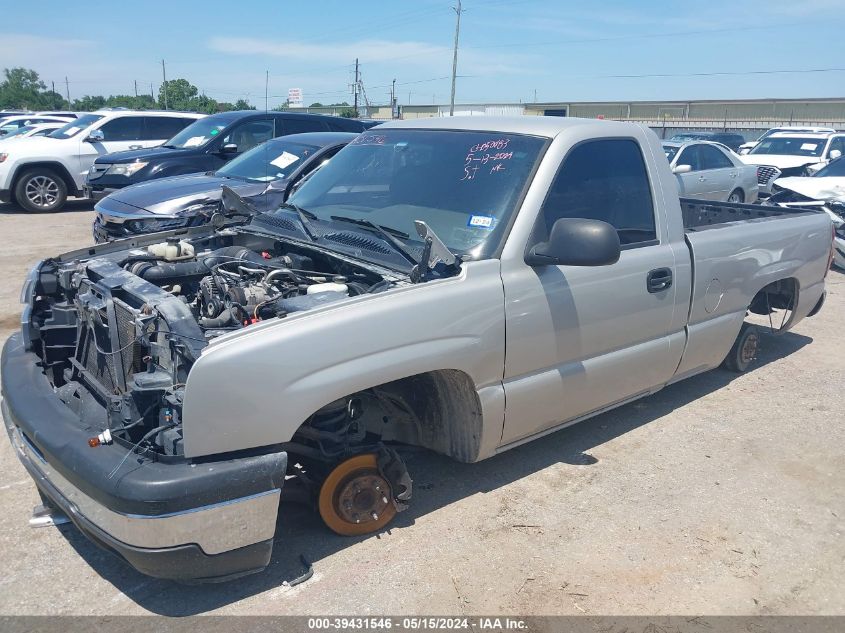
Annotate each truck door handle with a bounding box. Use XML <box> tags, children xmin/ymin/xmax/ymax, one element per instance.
<box><xmin>698</xmin><ymin>176</ymin><xmax>706</xmax><ymax>182</ymax></box>
<box><xmin>647</xmin><ymin>268</ymin><xmax>673</xmax><ymax>293</ymax></box>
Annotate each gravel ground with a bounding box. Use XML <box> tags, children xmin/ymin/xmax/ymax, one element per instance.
<box><xmin>0</xmin><ymin>201</ymin><xmax>843</xmax><ymax>616</ymax></box>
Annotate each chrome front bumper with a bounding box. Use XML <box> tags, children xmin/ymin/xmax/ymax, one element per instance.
<box><xmin>6</xmin><ymin>416</ymin><xmax>280</xmax><ymax>556</ymax></box>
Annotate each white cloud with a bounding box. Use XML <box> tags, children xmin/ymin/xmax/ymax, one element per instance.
<box><xmin>208</xmin><ymin>37</ymin><xmax>447</xmax><ymax>66</ymax></box>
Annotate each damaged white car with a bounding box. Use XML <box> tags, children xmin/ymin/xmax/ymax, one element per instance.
<box><xmin>767</xmin><ymin>156</ymin><xmax>845</xmax><ymax>269</ymax></box>
<box><xmin>742</xmin><ymin>132</ymin><xmax>845</xmax><ymax>196</ymax></box>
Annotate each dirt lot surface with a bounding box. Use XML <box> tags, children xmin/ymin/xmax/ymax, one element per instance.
<box><xmin>0</xmin><ymin>202</ymin><xmax>843</xmax><ymax>616</ymax></box>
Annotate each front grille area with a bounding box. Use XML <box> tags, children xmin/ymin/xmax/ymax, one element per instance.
<box><xmin>757</xmin><ymin>166</ymin><xmax>778</xmax><ymax>185</ymax></box>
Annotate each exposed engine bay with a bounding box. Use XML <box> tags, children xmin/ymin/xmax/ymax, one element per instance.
<box><xmin>24</xmin><ymin>231</ymin><xmax>400</xmax><ymax>460</ymax></box>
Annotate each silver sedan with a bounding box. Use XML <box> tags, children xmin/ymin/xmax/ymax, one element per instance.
<box><xmin>663</xmin><ymin>140</ymin><xmax>759</xmax><ymax>203</ymax></box>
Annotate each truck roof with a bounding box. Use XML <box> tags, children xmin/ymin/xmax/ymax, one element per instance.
<box><xmin>377</xmin><ymin>115</ymin><xmax>631</xmax><ymax>139</ymax></box>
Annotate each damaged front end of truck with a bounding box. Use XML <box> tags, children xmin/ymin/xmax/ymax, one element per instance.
<box><xmin>3</xmin><ymin>210</ymin><xmax>444</xmax><ymax>580</ymax></box>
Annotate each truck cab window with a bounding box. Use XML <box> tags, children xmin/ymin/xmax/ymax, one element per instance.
<box><xmin>538</xmin><ymin>139</ymin><xmax>657</xmax><ymax>246</ymax></box>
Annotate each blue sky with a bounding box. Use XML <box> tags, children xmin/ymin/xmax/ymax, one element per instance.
<box><xmin>3</xmin><ymin>0</ymin><xmax>845</xmax><ymax>108</ymax></box>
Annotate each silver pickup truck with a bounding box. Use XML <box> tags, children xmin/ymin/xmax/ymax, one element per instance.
<box><xmin>2</xmin><ymin>117</ymin><xmax>834</xmax><ymax>582</ymax></box>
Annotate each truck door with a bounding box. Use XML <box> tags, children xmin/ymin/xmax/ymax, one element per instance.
<box><xmin>499</xmin><ymin>137</ymin><xmax>689</xmax><ymax>446</ymax></box>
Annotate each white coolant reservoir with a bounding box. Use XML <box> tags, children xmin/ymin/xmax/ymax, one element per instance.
<box><xmin>147</xmin><ymin>239</ymin><xmax>195</xmax><ymax>261</ymax></box>
<box><xmin>307</xmin><ymin>282</ymin><xmax>348</xmax><ymax>295</ymax></box>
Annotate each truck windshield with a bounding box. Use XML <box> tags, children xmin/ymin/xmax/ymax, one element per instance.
<box><xmin>217</xmin><ymin>140</ymin><xmax>320</xmax><ymax>182</ymax></box>
<box><xmin>283</xmin><ymin>129</ymin><xmax>546</xmax><ymax>259</ymax></box>
<box><xmin>48</xmin><ymin>114</ymin><xmax>104</xmax><ymax>139</ymax></box>
<box><xmin>750</xmin><ymin>137</ymin><xmax>827</xmax><ymax>157</ymax></box>
<box><xmin>164</xmin><ymin>118</ymin><xmax>227</xmax><ymax>148</ymax></box>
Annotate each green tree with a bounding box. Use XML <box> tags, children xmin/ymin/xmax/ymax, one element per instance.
<box><xmin>233</xmin><ymin>99</ymin><xmax>255</xmax><ymax>110</ymax></box>
<box><xmin>158</xmin><ymin>78</ymin><xmax>198</xmax><ymax>111</ymax></box>
<box><xmin>102</xmin><ymin>94</ymin><xmax>157</xmax><ymax>110</ymax></box>
<box><xmin>72</xmin><ymin>95</ymin><xmax>107</xmax><ymax>111</ymax></box>
<box><xmin>309</xmin><ymin>102</ymin><xmax>324</xmax><ymax>107</ymax></box>
<box><xmin>0</xmin><ymin>67</ymin><xmax>57</xmax><ymax>109</ymax></box>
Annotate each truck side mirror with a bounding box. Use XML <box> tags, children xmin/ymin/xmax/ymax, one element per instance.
<box><xmin>830</xmin><ymin>149</ymin><xmax>842</xmax><ymax>160</ymax></box>
<box><xmin>525</xmin><ymin>217</ymin><xmax>621</xmax><ymax>267</ymax></box>
<box><xmin>218</xmin><ymin>143</ymin><xmax>238</xmax><ymax>154</ymax></box>
<box><xmin>672</xmin><ymin>164</ymin><xmax>692</xmax><ymax>174</ymax></box>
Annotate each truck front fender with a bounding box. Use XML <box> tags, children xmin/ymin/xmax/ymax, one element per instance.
<box><xmin>180</xmin><ymin>260</ymin><xmax>506</xmax><ymax>458</ymax></box>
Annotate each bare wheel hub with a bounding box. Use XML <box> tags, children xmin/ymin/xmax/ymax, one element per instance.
<box><xmin>318</xmin><ymin>453</ymin><xmax>398</xmax><ymax>535</ymax></box>
<box><xmin>336</xmin><ymin>473</ymin><xmax>391</xmax><ymax>524</ymax></box>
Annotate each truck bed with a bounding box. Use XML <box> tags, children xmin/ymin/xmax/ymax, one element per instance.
<box><xmin>681</xmin><ymin>198</ymin><xmax>822</xmax><ymax>232</ymax></box>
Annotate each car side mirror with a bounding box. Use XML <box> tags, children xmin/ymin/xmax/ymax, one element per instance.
<box><xmin>672</xmin><ymin>164</ymin><xmax>692</xmax><ymax>174</ymax></box>
<box><xmin>85</xmin><ymin>129</ymin><xmax>104</xmax><ymax>143</ymax></box>
<box><xmin>525</xmin><ymin>217</ymin><xmax>621</xmax><ymax>267</ymax></box>
<box><xmin>218</xmin><ymin>143</ymin><xmax>238</xmax><ymax>154</ymax></box>
<box><xmin>830</xmin><ymin>149</ymin><xmax>842</xmax><ymax>160</ymax></box>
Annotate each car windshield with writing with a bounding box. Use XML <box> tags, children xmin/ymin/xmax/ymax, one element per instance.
<box><xmin>750</xmin><ymin>137</ymin><xmax>827</xmax><ymax>157</ymax></box>
<box><xmin>279</xmin><ymin>129</ymin><xmax>546</xmax><ymax>260</ymax></box>
<box><xmin>163</xmin><ymin>118</ymin><xmax>228</xmax><ymax>148</ymax></box>
<box><xmin>48</xmin><ymin>114</ymin><xmax>104</xmax><ymax>139</ymax></box>
<box><xmin>217</xmin><ymin>140</ymin><xmax>320</xmax><ymax>183</ymax></box>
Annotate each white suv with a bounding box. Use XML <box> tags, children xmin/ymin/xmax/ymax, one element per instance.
<box><xmin>0</xmin><ymin>109</ymin><xmax>204</xmax><ymax>212</ymax></box>
<box><xmin>740</xmin><ymin>131</ymin><xmax>845</xmax><ymax>195</ymax></box>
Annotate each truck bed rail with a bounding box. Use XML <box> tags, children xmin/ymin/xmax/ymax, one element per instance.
<box><xmin>681</xmin><ymin>198</ymin><xmax>822</xmax><ymax>232</ymax></box>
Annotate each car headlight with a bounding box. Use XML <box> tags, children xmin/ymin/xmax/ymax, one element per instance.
<box><xmin>0</xmin><ymin>153</ymin><xmax>8</xmax><ymax>163</ymax></box>
<box><xmin>105</xmin><ymin>161</ymin><xmax>149</xmax><ymax>177</ymax></box>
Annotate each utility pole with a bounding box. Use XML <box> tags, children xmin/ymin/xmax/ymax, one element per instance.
<box><xmin>449</xmin><ymin>0</ymin><xmax>463</xmax><ymax>116</ymax></box>
<box><xmin>64</xmin><ymin>77</ymin><xmax>70</xmax><ymax>107</ymax></box>
<box><xmin>265</xmin><ymin>70</ymin><xmax>269</xmax><ymax>112</ymax></box>
<box><xmin>534</xmin><ymin>88</ymin><xmax>537</xmax><ymax>103</ymax></box>
<box><xmin>150</xmin><ymin>83</ymin><xmax>154</xmax><ymax>101</ymax></box>
<box><xmin>391</xmin><ymin>78</ymin><xmax>396</xmax><ymax>119</ymax></box>
<box><xmin>161</xmin><ymin>59</ymin><xmax>168</xmax><ymax>110</ymax></box>
<box><xmin>353</xmin><ymin>58</ymin><xmax>359</xmax><ymax>116</ymax></box>
<box><xmin>134</xmin><ymin>80</ymin><xmax>138</xmax><ymax>98</ymax></box>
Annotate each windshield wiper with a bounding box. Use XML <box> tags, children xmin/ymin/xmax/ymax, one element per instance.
<box><xmin>280</xmin><ymin>202</ymin><xmax>317</xmax><ymax>240</ymax></box>
<box><xmin>329</xmin><ymin>215</ymin><xmax>418</xmax><ymax>267</ymax></box>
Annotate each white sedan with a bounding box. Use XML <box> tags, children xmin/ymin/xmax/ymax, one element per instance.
<box><xmin>0</xmin><ymin>122</ymin><xmax>64</xmax><ymax>142</ymax></box>
<box><xmin>663</xmin><ymin>140</ymin><xmax>759</xmax><ymax>203</ymax></box>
